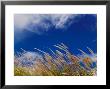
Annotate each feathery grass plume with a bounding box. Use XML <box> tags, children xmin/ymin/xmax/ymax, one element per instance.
<box><xmin>87</xmin><ymin>47</ymin><xmax>94</xmax><ymax>56</ymax></box>
<box><xmin>20</xmin><ymin>48</ymin><xmax>27</xmax><ymax>52</ymax></box>
<box><xmin>14</xmin><ymin>43</ymin><xmax>97</xmax><ymax>76</ymax></box>
<box><xmin>49</xmin><ymin>48</ymin><xmax>56</xmax><ymax>56</ymax></box>
<box><xmin>61</xmin><ymin>43</ymin><xmax>68</xmax><ymax>49</ymax></box>
<box><xmin>78</xmin><ymin>49</ymin><xmax>87</xmax><ymax>55</ymax></box>
<box><xmin>57</xmin><ymin>43</ymin><xmax>69</xmax><ymax>52</ymax></box>
<box><xmin>54</xmin><ymin>44</ymin><xmax>69</xmax><ymax>54</ymax></box>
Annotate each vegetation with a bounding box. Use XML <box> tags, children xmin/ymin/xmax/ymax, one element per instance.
<box><xmin>14</xmin><ymin>43</ymin><xmax>97</xmax><ymax>76</ymax></box>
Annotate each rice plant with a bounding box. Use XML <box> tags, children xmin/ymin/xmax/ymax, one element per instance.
<box><xmin>14</xmin><ymin>43</ymin><xmax>97</xmax><ymax>76</ymax></box>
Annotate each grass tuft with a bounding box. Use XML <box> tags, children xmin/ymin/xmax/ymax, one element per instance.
<box><xmin>14</xmin><ymin>43</ymin><xmax>97</xmax><ymax>76</ymax></box>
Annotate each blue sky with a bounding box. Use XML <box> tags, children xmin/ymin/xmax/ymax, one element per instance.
<box><xmin>14</xmin><ymin>14</ymin><xmax>97</xmax><ymax>55</ymax></box>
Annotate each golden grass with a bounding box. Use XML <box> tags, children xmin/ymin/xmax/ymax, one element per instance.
<box><xmin>14</xmin><ymin>43</ymin><xmax>97</xmax><ymax>76</ymax></box>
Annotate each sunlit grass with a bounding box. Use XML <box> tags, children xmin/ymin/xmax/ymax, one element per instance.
<box><xmin>14</xmin><ymin>43</ymin><xmax>97</xmax><ymax>76</ymax></box>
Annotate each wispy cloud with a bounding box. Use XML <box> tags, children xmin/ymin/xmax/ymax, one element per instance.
<box><xmin>14</xmin><ymin>14</ymin><xmax>79</xmax><ymax>35</ymax></box>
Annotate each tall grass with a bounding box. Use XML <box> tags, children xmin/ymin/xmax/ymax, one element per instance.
<box><xmin>14</xmin><ymin>43</ymin><xmax>97</xmax><ymax>76</ymax></box>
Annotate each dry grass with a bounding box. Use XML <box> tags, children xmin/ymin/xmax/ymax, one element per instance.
<box><xmin>14</xmin><ymin>43</ymin><xmax>97</xmax><ymax>76</ymax></box>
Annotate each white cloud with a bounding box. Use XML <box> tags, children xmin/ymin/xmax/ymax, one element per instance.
<box><xmin>14</xmin><ymin>14</ymin><xmax>79</xmax><ymax>34</ymax></box>
<box><xmin>51</xmin><ymin>14</ymin><xmax>78</xmax><ymax>29</ymax></box>
<box><xmin>14</xmin><ymin>15</ymin><xmax>32</xmax><ymax>30</ymax></box>
<box><xmin>14</xmin><ymin>14</ymin><xmax>85</xmax><ymax>43</ymax></box>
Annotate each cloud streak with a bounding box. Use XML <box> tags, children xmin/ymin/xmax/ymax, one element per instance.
<box><xmin>14</xmin><ymin>14</ymin><xmax>79</xmax><ymax>35</ymax></box>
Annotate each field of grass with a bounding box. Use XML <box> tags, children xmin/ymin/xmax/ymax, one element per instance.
<box><xmin>14</xmin><ymin>43</ymin><xmax>97</xmax><ymax>76</ymax></box>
